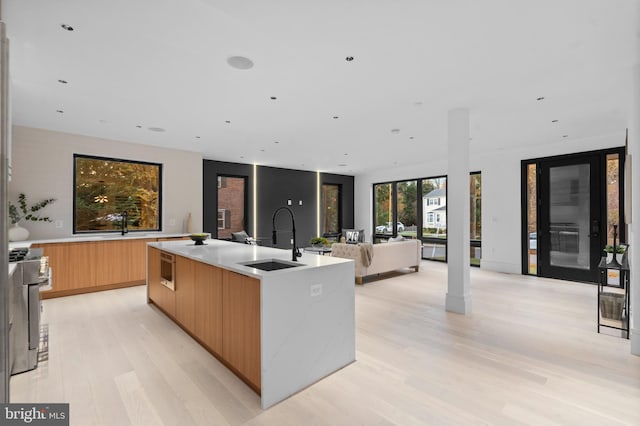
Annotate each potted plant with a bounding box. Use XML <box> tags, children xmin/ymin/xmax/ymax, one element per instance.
<box><xmin>603</xmin><ymin>244</ymin><xmax>625</xmax><ymax>263</ymax></box>
<box><xmin>8</xmin><ymin>193</ymin><xmax>56</xmax><ymax>241</ymax></box>
<box><xmin>310</xmin><ymin>237</ymin><xmax>330</xmax><ymax>248</ymax></box>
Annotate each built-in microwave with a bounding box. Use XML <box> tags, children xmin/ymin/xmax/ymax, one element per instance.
<box><xmin>160</xmin><ymin>252</ymin><xmax>175</xmax><ymax>291</ymax></box>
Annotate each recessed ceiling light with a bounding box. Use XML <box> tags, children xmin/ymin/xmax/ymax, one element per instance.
<box><xmin>270</xmin><ymin>96</ymin><xmax>277</xmax><ymax>100</ymax></box>
<box><xmin>56</xmin><ymin>109</ymin><xmax>64</xmax><ymax>113</ymax></box>
<box><xmin>148</xmin><ymin>127</ymin><xmax>166</xmax><ymax>132</ymax></box>
<box><xmin>552</xmin><ymin>119</ymin><xmax>559</xmax><ymax>123</ymax></box>
<box><xmin>536</xmin><ymin>97</ymin><xmax>545</xmax><ymax>101</ymax></box>
<box><xmin>345</xmin><ymin>56</ymin><xmax>354</xmax><ymax>61</ymax></box>
<box><xmin>391</xmin><ymin>128</ymin><xmax>400</xmax><ymax>134</ymax></box>
<box><xmin>332</xmin><ymin>116</ymin><xmax>339</xmax><ymax>119</ymax></box>
<box><xmin>58</xmin><ymin>79</ymin><xmax>68</xmax><ymax>84</ymax></box>
<box><xmin>61</xmin><ymin>24</ymin><xmax>74</xmax><ymax>31</ymax></box>
<box><xmin>227</xmin><ymin>56</ymin><xmax>254</xmax><ymax>70</ymax></box>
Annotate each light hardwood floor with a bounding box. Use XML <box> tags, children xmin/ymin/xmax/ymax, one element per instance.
<box><xmin>10</xmin><ymin>261</ymin><xmax>640</xmax><ymax>425</ymax></box>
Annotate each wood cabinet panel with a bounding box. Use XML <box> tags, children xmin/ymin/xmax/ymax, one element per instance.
<box><xmin>194</xmin><ymin>261</ymin><xmax>223</xmax><ymax>355</ymax></box>
<box><xmin>147</xmin><ymin>247</ymin><xmax>175</xmax><ymax>317</ymax></box>
<box><xmin>95</xmin><ymin>239</ymin><xmax>155</xmax><ymax>286</ymax></box>
<box><xmin>175</xmin><ymin>255</ymin><xmax>196</xmax><ymax>332</ymax></box>
<box><xmin>36</xmin><ymin>237</ymin><xmax>168</xmax><ymax>298</ymax></box>
<box><xmin>222</xmin><ymin>270</ymin><xmax>261</xmax><ymax>389</ymax></box>
<box><xmin>147</xmin><ymin>246</ymin><xmax>162</xmax><ymax>302</ymax></box>
<box><xmin>34</xmin><ymin>242</ymin><xmax>98</xmax><ymax>291</ymax></box>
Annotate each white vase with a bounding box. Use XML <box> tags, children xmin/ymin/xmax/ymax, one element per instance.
<box><xmin>8</xmin><ymin>223</ymin><xmax>29</xmax><ymax>242</ymax></box>
<box><xmin>605</xmin><ymin>253</ymin><xmax>622</xmax><ymax>264</ymax></box>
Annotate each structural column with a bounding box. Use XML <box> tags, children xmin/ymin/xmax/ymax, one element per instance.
<box><xmin>445</xmin><ymin>108</ymin><xmax>472</xmax><ymax>314</ymax></box>
<box><xmin>630</xmin><ymin>63</ymin><xmax>640</xmax><ymax>356</ymax></box>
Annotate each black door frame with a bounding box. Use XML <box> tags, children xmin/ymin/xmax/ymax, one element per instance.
<box><xmin>521</xmin><ymin>147</ymin><xmax>626</xmax><ymax>283</ymax></box>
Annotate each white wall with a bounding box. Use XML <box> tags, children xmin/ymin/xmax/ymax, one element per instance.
<box><xmin>8</xmin><ymin>126</ymin><xmax>203</xmax><ymax>240</ymax></box>
<box><xmin>354</xmin><ymin>131</ymin><xmax>626</xmax><ymax>274</ymax></box>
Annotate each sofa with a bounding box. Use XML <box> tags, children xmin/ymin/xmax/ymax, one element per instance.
<box><xmin>330</xmin><ymin>239</ymin><xmax>421</xmax><ymax>284</ymax></box>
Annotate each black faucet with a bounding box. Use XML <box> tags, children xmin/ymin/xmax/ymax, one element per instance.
<box><xmin>271</xmin><ymin>206</ymin><xmax>301</xmax><ymax>261</ymax></box>
<box><xmin>121</xmin><ymin>211</ymin><xmax>128</xmax><ymax>235</ymax></box>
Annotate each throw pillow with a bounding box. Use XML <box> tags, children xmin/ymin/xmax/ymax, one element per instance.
<box><xmin>231</xmin><ymin>230</ymin><xmax>250</xmax><ymax>243</ymax></box>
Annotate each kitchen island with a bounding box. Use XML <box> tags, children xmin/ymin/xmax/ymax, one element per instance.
<box><xmin>146</xmin><ymin>239</ymin><xmax>355</xmax><ymax>409</ymax></box>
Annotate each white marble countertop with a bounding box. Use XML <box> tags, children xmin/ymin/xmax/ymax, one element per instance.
<box><xmin>148</xmin><ymin>238</ymin><xmax>352</xmax><ymax>279</ymax></box>
<box><xmin>10</xmin><ymin>233</ymin><xmax>190</xmax><ymax>247</ymax></box>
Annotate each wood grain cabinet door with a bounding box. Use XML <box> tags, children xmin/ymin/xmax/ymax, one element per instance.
<box><xmin>222</xmin><ymin>270</ymin><xmax>261</xmax><ymax>390</ymax></box>
<box><xmin>194</xmin><ymin>262</ymin><xmax>223</xmax><ymax>355</ymax></box>
<box><xmin>175</xmin><ymin>255</ymin><xmax>196</xmax><ymax>333</ymax></box>
<box><xmin>35</xmin><ymin>242</ymin><xmax>98</xmax><ymax>291</ymax></box>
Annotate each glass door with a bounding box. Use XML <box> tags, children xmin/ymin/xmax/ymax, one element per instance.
<box><xmin>538</xmin><ymin>156</ymin><xmax>601</xmax><ymax>282</ymax></box>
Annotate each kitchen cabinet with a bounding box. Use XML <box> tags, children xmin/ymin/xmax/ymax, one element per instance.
<box><xmin>222</xmin><ymin>270</ymin><xmax>261</xmax><ymax>390</ymax></box>
<box><xmin>175</xmin><ymin>255</ymin><xmax>196</xmax><ymax>332</ymax></box>
<box><xmin>95</xmin><ymin>239</ymin><xmax>155</xmax><ymax>287</ymax></box>
<box><xmin>33</xmin><ymin>241</ymin><xmax>98</xmax><ymax>293</ymax></box>
<box><xmin>194</xmin><ymin>260</ymin><xmax>223</xmax><ymax>355</ymax></box>
<box><xmin>34</xmin><ymin>236</ymin><xmax>188</xmax><ymax>299</ymax></box>
<box><xmin>147</xmin><ymin>247</ymin><xmax>175</xmax><ymax>318</ymax></box>
<box><xmin>146</xmin><ymin>239</ymin><xmax>355</xmax><ymax>409</ymax></box>
<box><xmin>148</xmin><ymin>250</ymin><xmax>259</xmax><ymax>391</ymax></box>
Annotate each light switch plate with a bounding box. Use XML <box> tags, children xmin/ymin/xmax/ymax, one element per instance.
<box><xmin>299</xmin><ymin>200</ymin><xmax>303</xmax><ymax>206</ymax></box>
<box><xmin>287</xmin><ymin>199</ymin><xmax>292</xmax><ymax>205</ymax></box>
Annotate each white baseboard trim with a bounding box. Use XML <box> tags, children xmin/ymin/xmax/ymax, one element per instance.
<box><xmin>480</xmin><ymin>259</ymin><xmax>521</xmax><ymax>274</ymax></box>
<box><xmin>632</xmin><ymin>327</ymin><xmax>640</xmax><ymax>356</ymax></box>
<box><xmin>445</xmin><ymin>293</ymin><xmax>472</xmax><ymax>314</ymax></box>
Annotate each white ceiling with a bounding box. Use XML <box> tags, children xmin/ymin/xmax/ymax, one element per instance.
<box><xmin>4</xmin><ymin>0</ymin><xmax>638</xmax><ymax>174</ymax></box>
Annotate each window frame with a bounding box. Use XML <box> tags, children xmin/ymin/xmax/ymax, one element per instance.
<box><xmin>321</xmin><ymin>183</ymin><xmax>342</xmax><ymax>236</ymax></box>
<box><xmin>373</xmin><ymin>181</ymin><xmax>397</xmax><ymax>239</ymax></box>
<box><xmin>373</xmin><ymin>172</ymin><xmax>481</xmax><ymax>266</ymax></box>
<box><xmin>217</xmin><ymin>209</ymin><xmax>225</xmax><ymax>229</ymax></box>
<box><xmin>72</xmin><ymin>153</ymin><xmax>163</xmax><ymax>234</ymax></box>
<box><xmin>215</xmin><ymin>173</ymin><xmax>248</xmax><ymax>239</ymax></box>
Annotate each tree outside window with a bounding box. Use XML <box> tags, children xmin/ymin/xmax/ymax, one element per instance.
<box><xmin>74</xmin><ymin>155</ymin><xmax>161</xmax><ymax>233</ymax></box>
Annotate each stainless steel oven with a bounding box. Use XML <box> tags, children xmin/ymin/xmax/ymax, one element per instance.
<box><xmin>9</xmin><ymin>248</ymin><xmax>50</xmax><ymax>375</ymax></box>
<box><xmin>160</xmin><ymin>252</ymin><xmax>175</xmax><ymax>291</ymax></box>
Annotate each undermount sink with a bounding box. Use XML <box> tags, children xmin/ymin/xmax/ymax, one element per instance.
<box><xmin>241</xmin><ymin>259</ymin><xmax>304</xmax><ymax>271</ymax></box>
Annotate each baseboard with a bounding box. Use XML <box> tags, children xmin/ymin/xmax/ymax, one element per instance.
<box><xmin>480</xmin><ymin>259</ymin><xmax>521</xmax><ymax>274</ymax></box>
<box><xmin>41</xmin><ymin>280</ymin><xmax>145</xmax><ymax>299</ymax></box>
<box><xmin>632</xmin><ymin>327</ymin><xmax>640</xmax><ymax>356</ymax></box>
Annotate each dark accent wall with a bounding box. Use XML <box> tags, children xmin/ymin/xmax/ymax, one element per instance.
<box><xmin>257</xmin><ymin>166</ymin><xmax>317</xmax><ymax>249</ymax></box>
<box><xmin>202</xmin><ymin>159</ymin><xmax>354</xmax><ymax>249</ymax></box>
